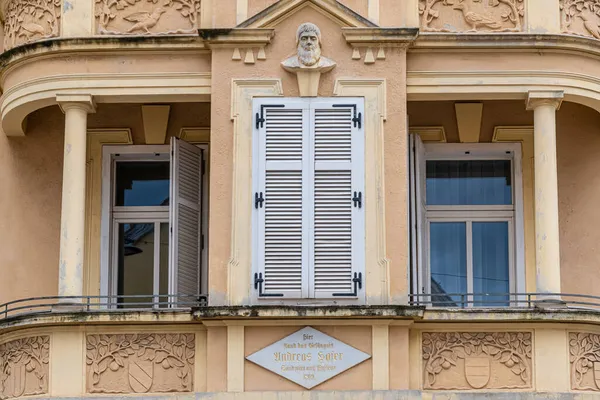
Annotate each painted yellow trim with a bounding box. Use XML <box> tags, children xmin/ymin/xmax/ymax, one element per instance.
<box><xmin>179</xmin><ymin>127</ymin><xmax>211</xmax><ymax>143</ymax></box>
<box><xmin>410</xmin><ymin>126</ymin><xmax>447</xmax><ymax>142</ymax></box>
<box><xmin>195</xmin><ymin>329</ymin><xmax>208</xmax><ymax>392</ymax></box>
<box><xmin>368</xmin><ymin>0</ymin><xmax>380</xmax><ymax>25</ymax></box>
<box><xmin>408</xmin><ymin>328</ymin><xmax>420</xmax><ymax>390</ymax></box>
<box><xmin>333</xmin><ymin>78</ymin><xmax>389</xmax><ymax>304</ymax></box>
<box><xmin>50</xmin><ymin>330</ymin><xmax>84</xmax><ymax>396</ymax></box>
<box><xmin>227</xmin><ymin>325</ymin><xmax>244</xmax><ymax>392</ymax></box>
<box><xmin>205</xmin><ymin>319</ymin><xmax>404</xmax><ymax>327</ymax></box>
<box><xmin>142</xmin><ymin>105</ymin><xmax>171</xmax><ymax>145</ymax></box>
<box><xmin>455</xmin><ymin>102</ymin><xmax>483</xmax><ymax>143</ymax></box>
<box><xmin>2</xmin><ymin>72</ymin><xmax>211</xmax><ymax>136</ymax></box>
<box><xmin>84</xmin><ymin>129</ymin><xmax>133</xmax><ymax>298</ymax></box>
<box><xmin>372</xmin><ymin>324</ymin><xmax>389</xmax><ymax>389</ymax></box>
<box><xmin>227</xmin><ymin>79</ymin><xmax>284</xmax><ymax>305</ymax></box>
<box><xmin>493</xmin><ymin>126</ymin><xmax>535</xmax><ymax>293</ymax></box>
<box><xmin>534</xmin><ymin>328</ymin><xmax>569</xmax><ymax>392</ymax></box>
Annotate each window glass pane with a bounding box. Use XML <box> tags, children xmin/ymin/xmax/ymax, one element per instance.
<box><xmin>159</xmin><ymin>222</ymin><xmax>170</xmax><ymax>307</ymax></box>
<box><xmin>473</xmin><ymin>222</ymin><xmax>510</xmax><ymax>307</ymax></box>
<box><xmin>115</xmin><ymin>161</ymin><xmax>170</xmax><ymax>207</ymax></box>
<box><xmin>426</xmin><ymin>160</ymin><xmax>512</xmax><ymax>205</ymax></box>
<box><xmin>430</xmin><ymin>222</ymin><xmax>467</xmax><ymax>307</ymax></box>
<box><xmin>117</xmin><ymin>223</ymin><xmax>155</xmax><ymax>307</ymax></box>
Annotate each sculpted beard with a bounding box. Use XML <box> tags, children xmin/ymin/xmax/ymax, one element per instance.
<box><xmin>298</xmin><ymin>42</ymin><xmax>321</xmax><ymax>66</ymax></box>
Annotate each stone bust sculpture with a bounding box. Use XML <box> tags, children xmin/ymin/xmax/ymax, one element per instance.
<box><xmin>281</xmin><ymin>22</ymin><xmax>336</xmax><ymax>71</ymax></box>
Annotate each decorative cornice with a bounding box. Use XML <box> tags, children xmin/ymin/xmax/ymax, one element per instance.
<box><xmin>410</xmin><ymin>126</ymin><xmax>447</xmax><ymax>142</ymax></box>
<box><xmin>198</xmin><ymin>28</ymin><xmax>275</xmax><ymax>47</ymax></box>
<box><xmin>342</xmin><ymin>27</ymin><xmax>419</xmax><ymax>47</ymax></box>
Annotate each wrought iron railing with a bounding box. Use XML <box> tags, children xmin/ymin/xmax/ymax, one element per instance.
<box><xmin>409</xmin><ymin>292</ymin><xmax>600</xmax><ymax>309</ymax></box>
<box><xmin>0</xmin><ymin>294</ymin><xmax>208</xmax><ymax>321</ymax></box>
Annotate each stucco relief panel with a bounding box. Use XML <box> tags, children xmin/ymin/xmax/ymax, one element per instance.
<box><xmin>569</xmin><ymin>332</ymin><xmax>600</xmax><ymax>391</ymax></box>
<box><xmin>3</xmin><ymin>0</ymin><xmax>61</xmax><ymax>50</ymax></box>
<box><xmin>86</xmin><ymin>333</ymin><xmax>195</xmax><ymax>394</ymax></box>
<box><xmin>422</xmin><ymin>332</ymin><xmax>532</xmax><ymax>390</ymax></box>
<box><xmin>94</xmin><ymin>0</ymin><xmax>200</xmax><ymax>35</ymax></box>
<box><xmin>419</xmin><ymin>0</ymin><xmax>524</xmax><ymax>32</ymax></box>
<box><xmin>561</xmin><ymin>1</ymin><xmax>600</xmax><ymax>39</ymax></box>
<box><xmin>0</xmin><ymin>336</ymin><xmax>50</xmax><ymax>399</ymax></box>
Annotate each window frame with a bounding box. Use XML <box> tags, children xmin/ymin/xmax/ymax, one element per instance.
<box><xmin>421</xmin><ymin>142</ymin><xmax>525</xmax><ymax>306</ymax></box>
<box><xmin>100</xmin><ymin>143</ymin><xmax>209</xmax><ymax>306</ymax></box>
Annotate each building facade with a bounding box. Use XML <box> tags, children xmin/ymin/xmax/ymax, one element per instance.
<box><xmin>2</xmin><ymin>0</ymin><xmax>600</xmax><ymax>398</ymax></box>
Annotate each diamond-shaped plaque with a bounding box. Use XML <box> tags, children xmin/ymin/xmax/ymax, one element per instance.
<box><xmin>246</xmin><ymin>326</ymin><xmax>371</xmax><ymax>389</ymax></box>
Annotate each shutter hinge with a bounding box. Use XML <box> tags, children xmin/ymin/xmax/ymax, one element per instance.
<box><xmin>332</xmin><ymin>104</ymin><xmax>362</xmax><ymax>128</ymax></box>
<box><xmin>255</xmin><ymin>104</ymin><xmax>285</xmax><ymax>129</ymax></box>
<box><xmin>333</xmin><ymin>272</ymin><xmax>363</xmax><ymax>297</ymax></box>
<box><xmin>254</xmin><ymin>192</ymin><xmax>264</xmax><ymax>209</ymax></box>
<box><xmin>352</xmin><ymin>191</ymin><xmax>362</xmax><ymax>208</ymax></box>
<box><xmin>254</xmin><ymin>273</ymin><xmax>284</xmax><ymax>297</ymax></box>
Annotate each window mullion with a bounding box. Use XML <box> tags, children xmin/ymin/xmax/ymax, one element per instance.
<box><xmin>153</xmin><ymin>222</ymin><xmax>160</xmax><ymax>308</ymax></box>
<box><xmin>466</xmin><ymin>220</ymin><xmax>473</xmax><ymax>308</ymax></box>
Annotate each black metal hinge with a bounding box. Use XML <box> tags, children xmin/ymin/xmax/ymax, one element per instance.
<box><xmin>254</xmin><ymin>192</ymin><xmax>264</xmax><ymax>209</ymax></box>
<box><xmin>352</xmin><ymin>191</ymin><xmax>362</xmax><ymax>208</ymax></box>
<box><xmin>254</xmin><ymin>273</ymin><xmax>284</xmax><ymax>297</ymax></box>
<box><xmin>256</xmin><ymin>104</ymin><xmax>285</xmax><ymax>129</ymax></box>
<box><xmin>332</xmin><ymin>104</ymin><xmax>362</xmax><ymax>128</ymax></box>
<box><xmin>333</xmin><ymin>272</ymin><xmax>363</xmax><ymax>297</ymax></box>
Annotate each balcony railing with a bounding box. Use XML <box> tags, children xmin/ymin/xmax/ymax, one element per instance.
<box><xmin>0</xmin><ymin>294</ymin><xmax>208</xmax><ymax>321</ymax></box>
<box><xmin>409</xmin><ymin>292</ymin><xmax>600</xmax><ymax>309</ymax></box>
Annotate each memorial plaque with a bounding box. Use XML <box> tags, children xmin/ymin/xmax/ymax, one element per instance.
<box><xmin>246</xmin><ymin>327</ymin><xmax>371</xmax><ymax>389</ymax></box>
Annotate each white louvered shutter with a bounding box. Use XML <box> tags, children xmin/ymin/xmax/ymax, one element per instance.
<box><xmin>309</xmin><ymin>100</ymin><xmax>365</xmax><ymax>298</ymax></box>
<box><xmin>253</xmin><ymin>99</ymin><xmax>310</xmax><ymax>298</ymax></box>
<box><xmin>409</xmin><ymin>133</ymin><xmax>427</xmax><ymax>300</ymax></box>
<box><xmin>170</xmin><ymin>137</ymin><xmax>203</xmax><ymax>304</ymax></box>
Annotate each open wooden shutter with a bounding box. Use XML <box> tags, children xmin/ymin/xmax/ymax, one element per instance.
<box><xmin>310</xmin><ymin>99</ymin><xmax>365</xmax><ymax>298</ymax></box>
<box><xmin>253</xmin><ymin>99</ymin><xmax>310</xmax><ymax>298</ymax></box>
<box><xmin>409</xmin><ymin>133</ymin><xmax>427</xmax><ymax>302</ymax></box>
<box><xmin>170</xmin><ymin>137</ymin><xmax>203</xmax><ymax>304</ymax></box>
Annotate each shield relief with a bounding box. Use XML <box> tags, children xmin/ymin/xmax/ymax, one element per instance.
<box><xmin>10</xmin><ymin>364</ymin><xmax>26</xmax><ymax>398</ymax></box>
<box><xmin>128</xmin><ymin>359</ymin><xmax>153</xmax><ymax>393</ymax></box>
<box><xmin>464</xmin><ymin>356</ymin><xmax>491</xmax><ymax>389</ymax></box>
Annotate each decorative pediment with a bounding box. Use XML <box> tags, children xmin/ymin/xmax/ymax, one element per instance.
<box><xmin>237</xmin><ymin>0</ymin><xmax>377</xmax><ymax>29</ymax></box>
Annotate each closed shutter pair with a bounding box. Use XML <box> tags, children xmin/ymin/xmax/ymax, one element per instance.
<box><xmin>253</xmin><ymin>98</ymin><xmax>365</xmax><ymax>300</ymax></box>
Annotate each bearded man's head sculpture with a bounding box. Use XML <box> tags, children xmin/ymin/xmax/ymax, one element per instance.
<box><xmin>296</xmin><ymin>23</ymin><xmax>322</xmax><ymax>67</ymax></box>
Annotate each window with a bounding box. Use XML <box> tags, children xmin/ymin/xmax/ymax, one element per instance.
<box><xmin>101</xmin><ymin>138</ymin><xmax>207</xmax><ymax>307</ymax></box>
<box><xmin>252</xmin><ymin>98</ymin><xmax>365</xmax><ymax>302</ymax></box>
<box><xmin>409</xmin><ymin>136</ymin><xmax>525</xmax><ymax>307</ymax></box>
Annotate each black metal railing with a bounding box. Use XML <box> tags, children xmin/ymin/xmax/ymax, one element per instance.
<box><xmin>409</xmin><ymin>292</ymin><xmax>600</xmax><ymax>309</ymax></box>
<box><xmin>0</xmin><ymin>294</ymin><xmax>208</xmax><ymax>321</ymax></box>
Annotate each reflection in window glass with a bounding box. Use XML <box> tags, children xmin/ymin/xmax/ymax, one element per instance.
<box><xmin>430</xmin><ymin>222</ymin><xmax>467</xmax><ymax>307</ymax></box>
<box><xmin>115</xmin><ymin>161</ymin><xmax>170</xmax><ymax>207</ymax></box>
<box><xmin>473</xmin><ymin>222</ymin><xmax>510</xmax><ymax>306</ymax></box>
<box><xmin>426</xmin><ymin>160</ymin><xmax>512</xmax><ymax>205</ymax></box>
<box><xmin>117</xmin><ymin>223</ymin><xmax>155</xmax><ymax>307</ymax></box>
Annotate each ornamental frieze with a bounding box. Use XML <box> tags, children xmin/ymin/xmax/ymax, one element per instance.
<box><xmin>569</xmin><ymin>332</ymin><xmax>600</xmax><ymax>390</ymax></box>
<box><xmin>560</xmin><ymin>0</ymin><xmax>600</xmax><ymax>39</ymax></box>
<box><xmin>0</xmin><ymin>336</ymin><xmax>50</xmax><ymax>399</ymax></box>
<box><xmin>419</xmin><ymin>0</ymin><xmax>524</xmax><ymax>32</ymax></box>
<box><xmin>3</xmin><ymin>0</ymin><xmax>61</xmax><ymax>50</ymax></box>
<box><xmin>86</xmin><ymin>333</ymin><xmax>195</xmax><ymax>394</ymax></box>
<box><xmin>94</xmin><ymin>0</ymin><xmax>200</xmax><ymax>35</ymax></box>
<box><xmin>422</xmin><ymin>332</ymin><xmax>532</xmax><ymax>390</ymax></box>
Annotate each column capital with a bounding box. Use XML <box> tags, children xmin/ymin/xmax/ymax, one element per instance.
<box><xmin>56</xmin><ymin>94</ymin><xmax>96</xmax><ymax>114</ymax></box>
<box><xmin>526</xmin><ymin>91</ymin><xmax>564</xmax><ymax>111</ymax></box>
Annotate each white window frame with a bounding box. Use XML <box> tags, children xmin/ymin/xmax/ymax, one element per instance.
<box><xmin>100</xmin><ymin>143</ymin><xmax>209</xmax><ymax>306</ymax></box>
<box><xmin>421</xmin><ymin>142</ymin><xmax>525</xmax><ymax>306</ymax></box>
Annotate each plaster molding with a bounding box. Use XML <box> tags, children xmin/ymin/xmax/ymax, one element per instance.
<box><xmin>333</xmin><ymin>78</ymin><xmax>389</xmax><ymax>304</ymax></box>
<box><xmin>56</xmin><ymin>94</ymin><xmax>97</xmax><ymax>114</ymax></box>
<box><xmin>177</xmin><ymin>127</ymin><xmax>210</xmax><ymax>143</ymax></box>
<box><xmin>422</xmin><ymin>331</ymin><xmax>533</xmax><ymax>390</ymax></box>
<box><xmin>409</xmin><ymin>126</ymin><xmax>446</xmax><ymax>142</ymax></box>
<box><xmin>419</xmin><ymin>0</ymin><xmax>525</xmax><ymax>32</ymax></box>
<box><xmin>142</xmin><ymin>105</ymin><xmax>170</xmax><ymax>144</ymax></box>
<box><xmin>342</xmin><ymin>27</ymin><xmax>419</xmax><ymax>48</ymax></box>
<box><xmin>0</xmin><ymin>336</ymin><xmax>50</xmax><ymax>399</ymax></box>
<box><xmin>526</xmin><ymin>91</ymin><xmax>565</xmax><ymax>110</ymax></box>
<box><xmin>372</xmin><ymin>325</ymin><xmax>389</xmax><ymax>390</ymax></box>
<box><xmin>198</xmin><ymin>28</ymin><xmax>275</xmax><ymax>47</ymax></box>
<box><xmin>85</xmin><ymin>129</ymin><xmax>133</xmax><ymax>299</ymax></box>
<box><xmin>1</xmin><ymin>72</ymin><xmax>210</xmax><ymax>136</ymax></box>
<box><xmin>455</xmin><ymin>102</ymin><xmax>483</xmax><ymax>143</ymax></box>
<box><xmin>227</xmin><ymin>79</ymin><xmax>283</xmax><ymax>306</ymax></box>
<box><xmin>226</xmin><ymin>326</ymin><xmax>244</xmax><ymax>392</ymax></box>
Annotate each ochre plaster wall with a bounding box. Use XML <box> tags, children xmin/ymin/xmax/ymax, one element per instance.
<box><xmin>244</xmin><ymin>325</ymin><xmax>372</xmax><ymax>391</ymax></box>
<box><xmin>557</xmin><ymin>102</ymin><xmax>600</xmax><ymax>297</ymax></box>
<box><xmin>336</xmin><ymin>0</ymin><xmax>368</xmax><ymax>17</ymax></box>
<box><xmin>0</xmin><ymin>106</ymin><xmax>63</xmax><ymax>305</ymax></box>
<box><xmin>209</xmin><ymin>5</ymin><xmax>409</xmax><ymax>304</ymax></box>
